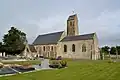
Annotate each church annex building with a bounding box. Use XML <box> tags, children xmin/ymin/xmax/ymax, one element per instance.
<box><xmin>25</xmin><ymin>14</ymin><xmax>100</xmax><ymax>60</ymax></box>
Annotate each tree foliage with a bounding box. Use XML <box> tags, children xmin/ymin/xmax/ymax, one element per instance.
<box><xmin>110</xmin><ymin>47</ymin><xmax>116</xmax><ymax>55</ymax></box>
<box><xmin>116</xmin><ymin>46</ymin><xmax>120</xmax><ymax>55</ymax></box>
<box><xmin>101</xmin><ymin>46</ymin><xmax>110</xmax><ymax>54</ymax></box>
<box><xmin>2</xmin><ymin>27</ymin><xmax>27</xmax><ymax>55</ymax></box>
<box><xmin>0</xmin><ymin>42</ymin><xmax>3</xmax><ymax>53</ymax></box>
<box><xmin>101</xmin><ymin>46</ymin><xmax>120</xmax><ymax>55</ymax></box>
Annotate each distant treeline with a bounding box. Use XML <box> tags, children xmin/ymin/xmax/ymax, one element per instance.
<box><xmin>100</xmin><ymin>46</ymin><xmax>120</xmax><ymax>55</ymax></box>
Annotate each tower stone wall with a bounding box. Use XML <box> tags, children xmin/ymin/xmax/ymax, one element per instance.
<box><xmin>67</xmin><ymin>14</ymin><xmax>79</xmax><ymax>36</ymax></box>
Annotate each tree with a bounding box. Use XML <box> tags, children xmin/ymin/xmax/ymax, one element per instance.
<box><xmin>116</xmin><ymin>46</ymin><xmax>120</xmax><ymax>55</ymax></box>
<box><xmin>101</xmin><ymin>46</ymin><xmax>110</xmax><ymax>54</ymax></box>
<box><xmin>2</xmin><ymin>27</ymin><xmax>27</xmax><ymax>55</ymax></box>
<box><xmin>110</xmin><ymin>47</ymin><xmax>116</xmax><ymax>55</ymax></box>
<box><xmin>0</xmin><ymin>42</ymin><xmax>3</xmax><ymax>53</ymax></box>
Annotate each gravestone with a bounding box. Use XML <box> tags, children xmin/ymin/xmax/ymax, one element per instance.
<box><xmin>41</xmin><ymin>59</ymin><xmax>50</xmax><ymax>69</ymax></box>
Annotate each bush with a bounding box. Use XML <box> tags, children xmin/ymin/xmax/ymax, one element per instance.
<box><xmin>49</xmin><ymin>60</ymin><xmax>61</xmax><ymax>68</ymax></box>
<box><xmin>49</xmin><ymin>60</ymin><xmax>67</xmax><ymax>69</ymax></box>
<box><xmin>60</xmin><ymin>60</ymin><xmax>67</xmax><ymax>67</ymax></box>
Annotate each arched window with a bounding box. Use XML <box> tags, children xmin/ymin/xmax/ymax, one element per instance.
<box><xmin>51</xmin><ymin>46</ymin><xmax>53</xmax><ymax>51</ymax></box>
<box><xmin>27</xmin><ymin>48</ymin><xmax>29</xmax><ymax>52</ymax></box>
<box><xmin>64</xmin><ymin>45</ymin><xmax>67</xmax><ymax>52</ymax></box>
<box><xmin>72</xmin><ymin>44</ymin><xmax>75</xmax><ymax>52</ymax></box>
<box><xmin>82</xmin><ymin>44</ymin><xmax>86</xmax><ymax>52</ymax></box>
<box><xmin>43</xmin><ymin>46</ymin><xmax>45</xmax><ymax>51</ymax></box>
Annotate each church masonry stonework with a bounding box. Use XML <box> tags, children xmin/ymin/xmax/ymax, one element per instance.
<box><xmin>31</xmin><ymin>14</ymin><xmax>100</xmax><ymax>60</ymax></box>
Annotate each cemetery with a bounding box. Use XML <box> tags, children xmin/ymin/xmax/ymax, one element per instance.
<box><xmin>0</xmin><ymin>56</ymin><xmax>67</xmax><ymax>77</ymax></box>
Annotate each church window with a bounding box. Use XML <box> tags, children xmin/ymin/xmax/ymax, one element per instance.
<box><xmin>51</xmin><ymin>46</ymin><xmax>53</xmax><ymax>51</ymax></box>
<box><xmin>72</xmin><ymin>44</ymin><xmax>75</xmax><ymax>52</ymax></box>
<box><xmin>82</xmin><ymin>44</ymin><xmax>86</xmax><ymax>52</ymax></box>
<box><xmin>64</xmin><ymin>45</ymin><xmax>67</xmax><ymax>52</ymax></box>
<box><xmin>27</xmin><ymin>48</ymin><xmax>29</xmax><ymax>52</ymax></box>
<box><xmin>43</xmin><ymin>46</ymin><xmax>45</xmax><ymax>51</ymax></box>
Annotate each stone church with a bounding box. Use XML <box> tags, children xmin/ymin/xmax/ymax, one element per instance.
<box><xmin>27</xmin><ymin>14</ymin><xmax>100</xmax><ymax>60</ymax></box>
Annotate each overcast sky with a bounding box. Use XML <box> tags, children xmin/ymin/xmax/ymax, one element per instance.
<box><xmin>0</xmin><ymin>0</ymin><xmax>120</xmax><ymax>47</ymax></box>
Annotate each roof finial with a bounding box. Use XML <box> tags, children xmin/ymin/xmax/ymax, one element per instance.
<box><xmin>72</xmin><ymin>10</ymin><xmax>75</xmax><ymax>14</ymax></box>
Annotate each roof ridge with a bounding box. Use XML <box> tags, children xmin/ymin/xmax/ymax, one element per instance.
<box><xmin>66</xmin><ymin>32</ymin><xmax>95</xmax><ymax>37</ymax></box>
<box><xmin>61</xmin><ymin>32</ymin><xmax>95</xmax><ymax>42</ymax></box>
<box><xmin>38</xmin><ymin>31</ymin><xmax>64</xmax><ymax>36</ymax></box>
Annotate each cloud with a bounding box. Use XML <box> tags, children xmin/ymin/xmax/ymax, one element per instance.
<box><xmin>1</xmin><ymin>10</ymin><xmax>120</xmax><ymax>47</ymax></box>
<box><xmin>19</xmin><ymin>14</ymin><xmax>68</xmax><ymax>43</ymax></box>
<box><xmin>1</xmin><ymin>0</ymin><xmax>120</xmax><ymax>47</ymax></box>
<box><xmin>20</xmin><ymin>10</ymin><xmax>120</xmax><ymax>46</ymax></box>
<box><xmin>80</xmin><ymin>10</ymin><xmax>120</xmax><ymax>46</ymax></box>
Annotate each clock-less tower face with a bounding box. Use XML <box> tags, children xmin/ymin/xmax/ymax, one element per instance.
<box><xmin>67</xmin><ymin>14</ymin><xmax>79</xmax><ymax>36</ymax></box>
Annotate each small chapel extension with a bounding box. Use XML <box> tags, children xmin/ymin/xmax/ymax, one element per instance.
<box><xmin>32</xmin><ymin>13</ymin><xmax>100</xmax><ymax>60</ymax></box>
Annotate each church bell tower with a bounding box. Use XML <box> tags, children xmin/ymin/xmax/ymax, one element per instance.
<box><xmin>67</xmin><ymin>13</ymin><xmax>79</xmax><ymax>36</ymax></box>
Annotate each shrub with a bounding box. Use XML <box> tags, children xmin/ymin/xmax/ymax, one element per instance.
<box><xmin>49</xmin><ymin>60</ymin><xmax>61</xmax><ymax>68</ymax></box>
<box><xmin>49</xmin><ymin>60</ymin><xmax>67</xmax><ymax>69</ymax></box>
<box><xmin>60</xmin><ymin>60</ymin><xmax>67</xmax><ymax>67</ymax></box>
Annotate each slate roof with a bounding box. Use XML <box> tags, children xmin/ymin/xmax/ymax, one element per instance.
<box><xmin>29</xmin><ymin>45</ymin><xmax>37</xmax><ymax>52</ymax></box>
<box><xmin>61</xmin><ymin>33</ymin><xmax>95</xmax><ymax>42</ymax></box>
<box><xmin>33</xmin><ymin>31</ymin><xmax>64</xmax><ymax>45</ymax></box>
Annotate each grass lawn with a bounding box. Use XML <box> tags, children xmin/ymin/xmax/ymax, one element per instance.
<box><xmin>0</xmin><ymin>60</ymin><xmax>120</xmax><ymax>80</ymax></box>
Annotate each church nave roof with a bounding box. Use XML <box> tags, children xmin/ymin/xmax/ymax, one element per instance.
<box><xmin>33</xmin><ymin>31</ymin><xmax>64</xmax><ymax>45</ymax></box>
<box><xmin>61</xmin><ymin>33</ymin><xmax>95</xmax><ymax>42</ymax></box>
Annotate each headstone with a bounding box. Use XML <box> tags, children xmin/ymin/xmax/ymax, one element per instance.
<box><xmin>41</xmin><ymin>59</ymin><xmax>50</xmax><ymax>69</ymax></box>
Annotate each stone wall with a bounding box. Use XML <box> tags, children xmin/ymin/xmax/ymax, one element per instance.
<box><xmin>34</xmin><ymin>44</ymin><xmax>57</xmax><ymax>58</ymax></box>
<box><xmin>57</xmin><ymin>39</ymin><xmax>99</xmax><ymax>60</ymax></box>
<box><xmin>93</xmin><ymin>33</ymin><xmax>100</xmax><ymax>60</ymax></box>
